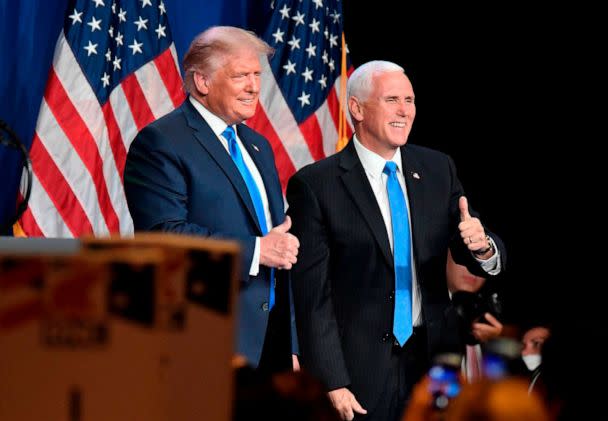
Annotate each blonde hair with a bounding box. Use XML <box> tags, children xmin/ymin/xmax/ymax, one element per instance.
<box><xmin>182</xmin><ymin>26</ymin><xmax>273</xmax><ymax>94</ymax></box>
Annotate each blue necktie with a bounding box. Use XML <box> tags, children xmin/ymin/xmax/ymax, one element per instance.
<box><xmin>383</xmin><ymin>161</ymin><xmax>413</xmax><ymax>346</ymax></box>
<box><xmin>223</xmin><ymin>126</ymin><xmax>275</xmax><ymax>309</ymax></box>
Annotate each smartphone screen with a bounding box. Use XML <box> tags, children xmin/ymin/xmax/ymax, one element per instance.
<box><xmin>428</xmin><ymin>358</ymin><xmax>461</xmax><ymax>410</ymax></box>
<box><xmin>482</xmin><ymin>353</ymin><xmax>507</xmax><ymax>380</ymax></box>
<box><xmin>481</xmin><ymin>337</ymin><xmax>523</xmax><ymax>379</ymax></box>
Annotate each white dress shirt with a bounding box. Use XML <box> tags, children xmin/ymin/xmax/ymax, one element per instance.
<box><xmin>190</xmin><ymin>96</ymin><xmax>272</xmax><ymax>275</ymax></box>
<box><xmin>353</xmin><ymin>135</ymin><xmax>423</xmax><ymax>326</ymax></box>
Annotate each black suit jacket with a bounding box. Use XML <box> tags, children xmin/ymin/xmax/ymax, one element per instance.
<box><xmin>286</xmin><ymin>140</ymin><xmax>505</xmax><ymax>409</ymax></box>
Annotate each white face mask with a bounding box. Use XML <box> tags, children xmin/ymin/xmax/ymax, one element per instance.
<box><xmin>522</xmin><ymin>354</ymin><xmax>542</xmax><ymax>371</ymax></box>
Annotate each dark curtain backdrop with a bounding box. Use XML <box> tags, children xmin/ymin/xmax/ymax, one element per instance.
<box><xmin>344</xmin><ymin>2</ymin><xmax>603</xmax><ymax>326</ymax></box>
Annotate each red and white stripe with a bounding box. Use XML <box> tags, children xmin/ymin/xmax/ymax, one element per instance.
<box><xmin>248</xmin><ymin>57</ymin><xmax>353</xmax><ymax>192</ymax></box>
<box><xmin>20</xmin><ymin>33</ymin><xmax>185</xmax><ymax>238</ymax></box>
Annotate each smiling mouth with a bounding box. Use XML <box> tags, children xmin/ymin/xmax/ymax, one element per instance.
<box><xmin>389</xmin><ymin>122</ymin><xmax>406</xmax><ymax>128</ymax></box>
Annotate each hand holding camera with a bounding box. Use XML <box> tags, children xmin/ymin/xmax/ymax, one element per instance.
<box><xmin>451</xmin><ymin>290</ymin><xmax>503</xmax><ymax>344</ymax></box>
<box><xmin>471</xmin><ymin>312</ymin><xmax>503</xmax><ymax>343</ymax></box>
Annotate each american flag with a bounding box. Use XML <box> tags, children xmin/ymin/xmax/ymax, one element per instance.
<box><xmin>247</xmin><ymin>0</ymin><xmax>353</xmax><ymax>190</ymax></box>
<box><xmin>18</xmin><ymin>0</ymin><xmax>184</xmax><ymax>237</ymax></box>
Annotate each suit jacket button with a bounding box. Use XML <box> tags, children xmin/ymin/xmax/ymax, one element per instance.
<box><xmin>389</xmin><ymin>291</ymin><xmax>395</xmax><ymax>300</ymax></box>
<box><xmin>381</xmin><ymin>333</ymin><xmax>391</xmax><ymax>342</ymax></box>
<box><xmin>261</xmin><ymin>302</ymin><xmax>269</xmax><ymax>312</ymax></box>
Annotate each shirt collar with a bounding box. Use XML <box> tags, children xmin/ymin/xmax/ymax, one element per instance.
<box><xmin>189</xmin><ymin>96</ymin><xmax>234</xmax><ymax>137</ymax></box>
<box><xmin>353</xmin><ymin>134</ymin><xmax>403</xmax><ymax>179</ymax></box>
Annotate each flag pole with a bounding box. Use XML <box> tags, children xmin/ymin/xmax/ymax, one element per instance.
<box><xmin>336</xmin><ymin>32</ymin><xmax>349</xmax><ymax>152</ymax></box>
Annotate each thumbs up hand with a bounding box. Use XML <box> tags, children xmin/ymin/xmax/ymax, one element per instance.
<box><xmin>458</xmin><ymin>196</ymin><xmax>493</xmax><ymax>258</ymax></box>
<box><xmin>260</xmin><ymin>216</ymin><xmax>300</xmax><ymax>269</ymax></box>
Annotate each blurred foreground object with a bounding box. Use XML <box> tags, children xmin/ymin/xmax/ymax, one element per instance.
<box><xmin>0</xmin><ymin>233</ymin><xmax>239</xmax><ymax>421</ymax></box>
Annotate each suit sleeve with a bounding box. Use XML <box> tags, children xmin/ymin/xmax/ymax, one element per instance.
<box><xmin>286</xmin><ymin>172</ymin><xmax>351</xmax><ymax>390</ymax></box>
<box><xmin>124</xmin><ymin>125</ymin><xmax>256</xmax><ymax>278</ymax></box>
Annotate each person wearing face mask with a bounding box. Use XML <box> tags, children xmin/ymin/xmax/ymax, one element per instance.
<box><xmin>521</xmin><ymin>325</ymin><xmax>550</xmax><ymax>394</ymax></box>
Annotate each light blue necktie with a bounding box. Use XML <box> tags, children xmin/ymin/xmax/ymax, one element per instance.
<box><xmin>383</xmin><ymin>161</ymin><xmax>413</xmax><ymax>346</ymax></box>
<box><xmin>223</xmin><ymin>126</ymin><xmax>275</xmax><ymax>309</ymax></box>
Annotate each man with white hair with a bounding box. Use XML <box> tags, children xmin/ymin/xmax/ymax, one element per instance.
<box><xmin>287</xmin><ymin>60</ymin><xmax>505</xmax><ymax>420</ymax></box>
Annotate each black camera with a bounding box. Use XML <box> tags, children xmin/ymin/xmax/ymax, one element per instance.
<box><xmin>451</xmin><ymin>290</ymin><xmax>502</xmax><ymax>326</ymax></box>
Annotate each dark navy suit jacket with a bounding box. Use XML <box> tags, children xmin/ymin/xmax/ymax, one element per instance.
<box><xmin>124</xmin><ymin>99</ymin><xmax>294</xmax><ymax>369</ymax></box>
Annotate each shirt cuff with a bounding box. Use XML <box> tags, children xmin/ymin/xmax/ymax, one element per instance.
<box><xmin>475</xmin><ymin>237</ymin><xmax>502</xmax><ymax>275</ymax></box>
<box><xmin>249</xmin><ymin>237</ymin><xmax>261</xmax><ymax>276</ymax></box>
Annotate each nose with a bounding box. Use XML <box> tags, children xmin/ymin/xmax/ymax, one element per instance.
<box><xmin>246</xmin><ymin>74</ymin><xmax>260</xmax><ymax>93</ymax></box>
<box><xmin>396</xmin><ymin>101</ymin><xmax>407</xmax><ymax>116</ymax></box>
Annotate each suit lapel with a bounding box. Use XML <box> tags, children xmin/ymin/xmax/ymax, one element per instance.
<box><xmin>401</xmin><ymin>146</ymin><xmax>425</xmax><ymax>265</ymax></box>
<box><xmin>237</xmin><ymin>124</ymin><xmax>285</xmax><ymax>227</ymax></box>
<box><xmin>182</xmin><ymin>101</ymin><xmax>262</xmax><ymax>233</ymax></box>
<box><xmin>339</xmin><ymin>141</ymin><xmax>393</xmax><ymax>268</ymax></box>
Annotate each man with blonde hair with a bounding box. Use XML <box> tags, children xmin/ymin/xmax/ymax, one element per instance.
<box><xmin>125</xmin><ymin>26</ymin><xmax>299</xmax><ymax>372</ymax></box>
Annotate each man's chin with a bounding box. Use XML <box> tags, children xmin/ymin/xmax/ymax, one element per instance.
<box><xmin>240</xmin><ymin>111</ymin><xmax>257</xmax><ymax>121</ymax></box>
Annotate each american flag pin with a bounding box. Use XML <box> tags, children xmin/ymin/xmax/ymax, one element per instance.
<box><xmin>412</xmin><ymin>172</ymin><xmax>421</xmax><ymax>179</ymax></box>
<box><xmin>252</xmin><ymin>144</ymin><xmax>260</xmax><ymax>152</ymax></box>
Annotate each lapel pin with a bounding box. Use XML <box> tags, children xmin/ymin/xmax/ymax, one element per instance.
<box><xmin>252</xmin><ymin>144</ymin><xmax>260</xmax><ymax>152</ymax></box>
<box><xmin>412</xmin><ymin>172</ymin><xmax>420</xmax><ymax>179</ymax></box>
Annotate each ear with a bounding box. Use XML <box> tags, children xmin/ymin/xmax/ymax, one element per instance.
<box><xmin>193</xmin><ymin>72</ymin><xmax>210</xmax><ymax>95</ymax></box>
<box><xmin>348</xmin><ymin>96</ymin><xmax>364</xmax><ymax>122</ymax></box>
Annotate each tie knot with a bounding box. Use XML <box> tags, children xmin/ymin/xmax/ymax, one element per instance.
<box><xmin>383</xmin><ymin>161</ymin><xmax>398</xmax><ymax>176</ymax></box>
<box><xmin>222</xmin><ymin>125</ymin><xmax>236</xmax><ymax>144</ymax></box>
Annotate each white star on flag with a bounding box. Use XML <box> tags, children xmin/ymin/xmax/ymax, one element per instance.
<box><xmin>84</xmin><ymin>41</ymin><xmax>98</xmax><ymax>56</ymax></box>
<box><xmin>279</xmin><ymin>4</ymin><xmax>290</xmax><ymax>19</ymax></box>
<box><xmin>101</xmin><ymin>72</ymin><xmax>110</xmax><ymax>87</ymax></box>
<box><xmin>87</xmin><ymin>16</ymin><xmax>102</xmax><ymax>32</ymax></box>
<box><xmin>69</xmin><ymin>9</ymin><xmax>83</xmax><ymax>24</ymax></box>
<box><xmin>287</xmin><ymin>36</ymin><xmax>301</xmax><ymax>50</ymax></box>
<box><xmin>305</xmin><ymin>42</ymin><xmax>316</xmax><ymax>58</ymax></box>
<box><xmin>297</xmin><ymin>91</ymin><xmax>311</xmax><ymax>107</ymax></box>
<box><xmin>134</xmin><ymin>16</ymin><xmax>148</xmax><ymax>31</ymax></box>
<box><xmin>302</xmin><ymin>67</ymin><xmax>313</xmax><ymax>82</ymax></box>
<box><xmin>155</xmin><ymin>24</ymin><xmax>166</xmax><ymax>39</ymax></box>
<box><xmin>318</xmin><ymin>74</ymin><xmax>327</xmax><ymax>88</ymax></box>
<box><xmin>283</xmin><ymin>60</ymin><xmax>296</xmax><ymax>75</ymax></box>
<box><xmin>129</xmin><ymin>39</ymin><xmax>143</xmax><ymax>54</ymax></box>
<box><xmin>272</xmin><ymin>28</ymin><xmax>285</xmax><ymax>43</ymax></box>
<box><xmin>292</xmin><ymin>11</ymin><xmax>305</xmax><ymax>26</ymax></box>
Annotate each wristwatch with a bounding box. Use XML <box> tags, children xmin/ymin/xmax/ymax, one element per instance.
<box><xmin>472</xmin><ymin>235</ymin><xmax>494</xmax><ymax>256</ymax></box>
